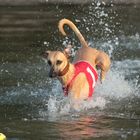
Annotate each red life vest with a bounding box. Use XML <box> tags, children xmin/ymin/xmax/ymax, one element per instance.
<box><xmin>62</xmin><ymin>61</ymin><xmax>98</xmax><ymax>98</ymax></box>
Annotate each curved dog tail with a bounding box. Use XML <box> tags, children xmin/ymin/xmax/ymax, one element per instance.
<box><xmin>58</xmin><ymin>19</ymin><xmax>88</xmax><ymax>48</ymax></box>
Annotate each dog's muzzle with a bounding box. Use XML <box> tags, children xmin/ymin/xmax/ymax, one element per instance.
<box><xmin>49</xmin><ymin>63</ymin><xmax>70</xmax><ymax>78</ymax></box>
<box><xmin>49</xmin><ymin>67</ymin><xmax>57</xmax><ymax>78</ymax></box>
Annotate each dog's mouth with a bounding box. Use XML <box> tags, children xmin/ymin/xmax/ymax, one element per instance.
<box><xmin>49</xmin><ymin>71</ymin><xmax>57</xmax><ymax>78</ymax></box>
<box><xmin>49</xmin><ymin>62</ymin><xmax>70</xmax><ymax>78</ymax></box>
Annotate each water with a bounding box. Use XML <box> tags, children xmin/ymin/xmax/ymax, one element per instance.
<box><xmin>0</xmin><ymin>3</ymin><xmax>140</xmax><ymax>140</ymax></box>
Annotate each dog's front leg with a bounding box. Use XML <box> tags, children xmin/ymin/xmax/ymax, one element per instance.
<box><xmin>70</xmin><ymin>73</ymin><xmax>89</xmax><ymax>99</ymax></box>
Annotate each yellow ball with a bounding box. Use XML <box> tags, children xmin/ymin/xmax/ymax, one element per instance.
<box><xmin>0</xmin><ymin>133</ymin><xmax>6</xmax><ymax>140</ymax></box>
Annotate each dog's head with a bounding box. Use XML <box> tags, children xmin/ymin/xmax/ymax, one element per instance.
<box><xmin>43</xmin><ymin>45</ymin><xmax>72</xmax><ymax>78</ymax></box>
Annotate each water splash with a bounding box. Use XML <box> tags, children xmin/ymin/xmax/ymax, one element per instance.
<box><xmin>0</xmin><ymin>2</ymin><xmax>139</xmax><ymax>122</ymax></box>
<box><xmin>96</xmin><ymin>69</ymin><xmax>134</xmax><ymax>99</ymax></box>
<box><xmin>79</xmin><ymin>1</ymin><xmax>120</xmax><ymax>40</ymax></box>
<box><xmin>46</xmin><ymin>69</ymin><xmax>137</xmax><ymax>120</ymax></box>
<box><xmin>45</xmin><ymin>31</ymin><xmax>140</xmax><ymax>118</ymax></box>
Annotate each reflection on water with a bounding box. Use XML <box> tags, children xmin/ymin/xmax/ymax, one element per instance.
<box><xmin>0</xmin><ymin>3</ymin><xmax>140</xmax><ymax>140</ymax></box>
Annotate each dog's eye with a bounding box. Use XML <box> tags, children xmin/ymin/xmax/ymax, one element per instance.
<box><xmin>48</xmin><ymin>60</ymin><xmax>52</xmax><ymax>66</ymax></box>
<box><xmin>56</xmin><ymin>60</ymin><xmax>62</xmax><ymax>65</ymax></box>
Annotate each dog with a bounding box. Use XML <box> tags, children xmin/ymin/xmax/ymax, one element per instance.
<box><xmin>43</xmin><ymin>19</ymin><xmax>111</xmax><ymax>100</ymax></box>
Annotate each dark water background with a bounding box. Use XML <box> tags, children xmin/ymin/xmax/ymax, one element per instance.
<box><xmin>0</xmin><ymin>2</ymin><xmax>140</xmax><ymax>140</ymax></box>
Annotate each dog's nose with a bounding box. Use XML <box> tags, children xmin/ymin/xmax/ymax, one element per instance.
<box><xmin>49</xmin><ymin>69</ymin><xmax>57</xmax><ymax>78</ymax></box>
<box><xmin>49</xmin><ymin>72</ymin><xmax>57</xmax><ymax>78</ymax></box>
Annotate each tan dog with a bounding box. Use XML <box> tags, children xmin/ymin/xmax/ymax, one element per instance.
<box><xmin>43</xmin><ymin>19</ymin><xmax>111</xmax><ymax>100</ymax></box>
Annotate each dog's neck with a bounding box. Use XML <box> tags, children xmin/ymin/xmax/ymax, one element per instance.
<box><xmin>59</xmin><ymin>63</ymin><xmax>75</xmax><ymax>86</ymax></box>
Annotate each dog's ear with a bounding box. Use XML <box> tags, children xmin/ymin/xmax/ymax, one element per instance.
<box><xmin>63</xmin><ymin>45</ymin><xmax>73</xmax><ymax>58</ymax></box>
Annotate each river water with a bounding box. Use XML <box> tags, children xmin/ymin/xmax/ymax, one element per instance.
<box><xmin>0</xmin><ymin>2</ymin><xmax>140</xmax><ymax>140</ymax></box>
